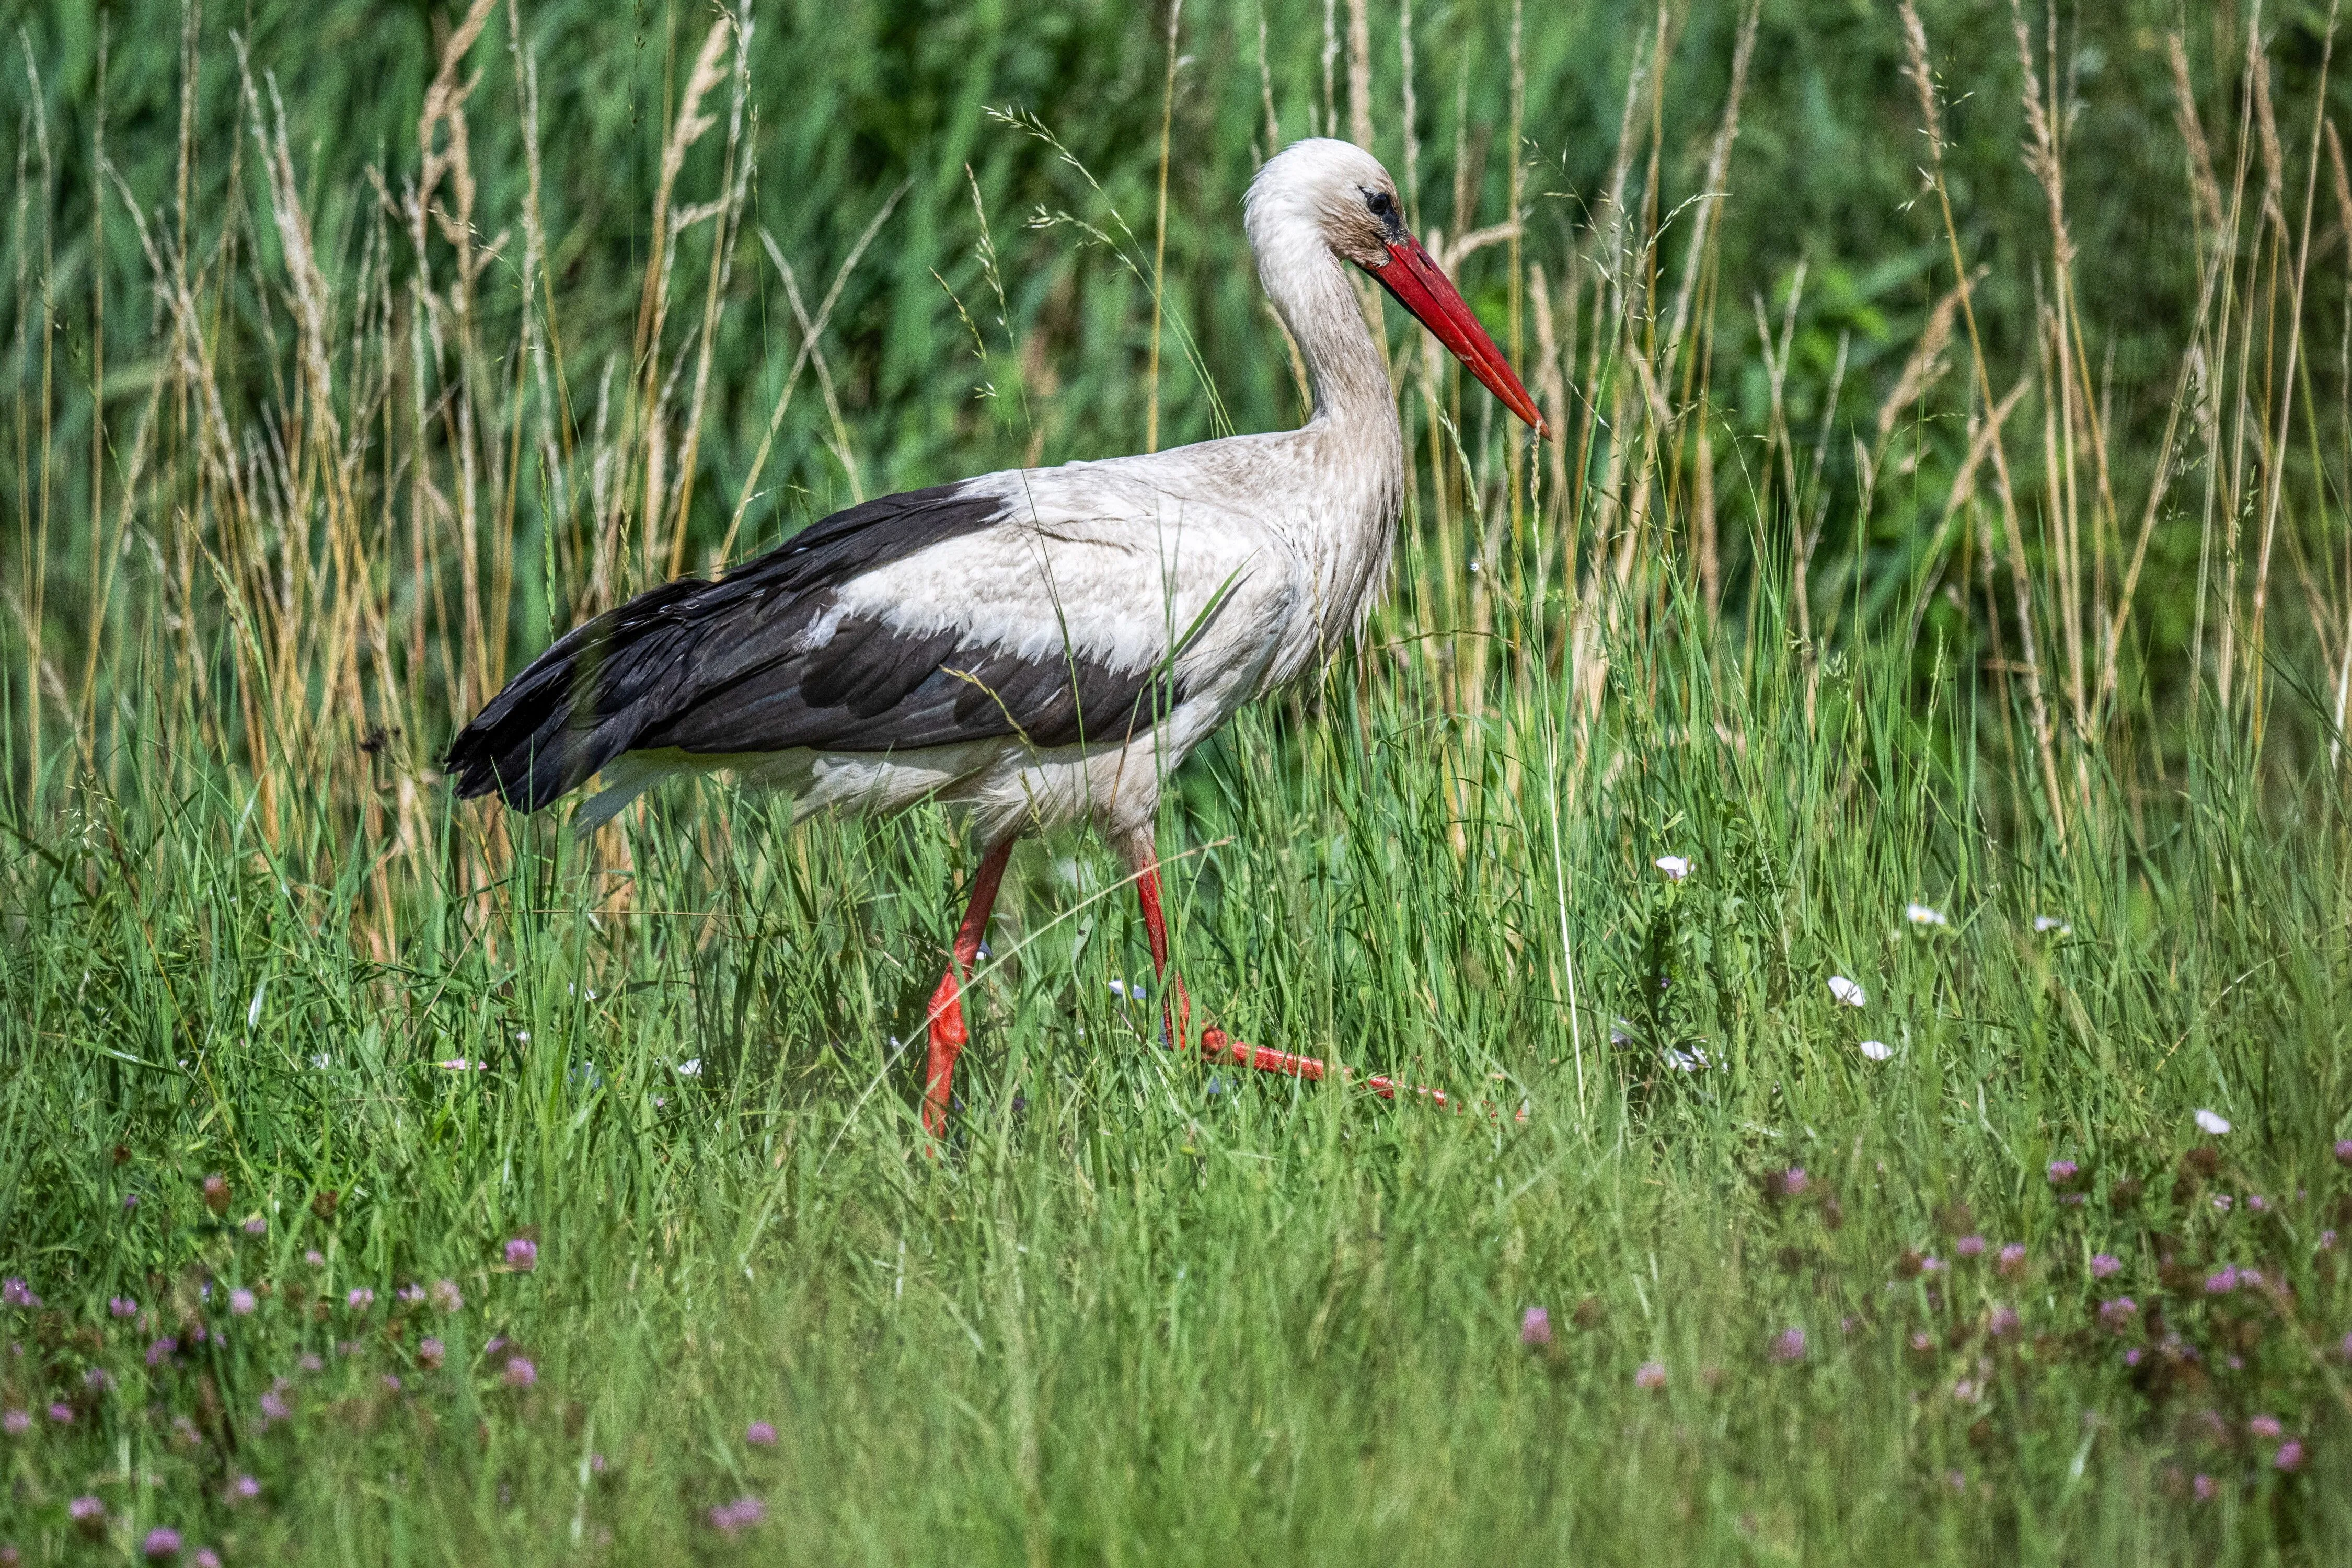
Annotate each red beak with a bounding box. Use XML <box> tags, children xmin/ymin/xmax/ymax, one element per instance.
<box><xmin>1366</xmin><ymin>235</ymin><xmax>1549</xmax><ymax>439</ymax></box>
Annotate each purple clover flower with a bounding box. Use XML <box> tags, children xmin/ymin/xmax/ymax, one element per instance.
<box><xmin>1996</xmin><ymin>1243</ymin><xmax>2027</xmax><ymax>1277</ymax></box>
<box><xmin>1</xmin><ymin>1408</ymin><xmax>27</xmax><ymax>1436</ymax></box>
<box><xmin>109</xmin><ymin>1296</ymin><xmax>138</xmax><ymax>1318</ymax></box>
<box><xmin>2336</xmin><ymin>1139</ymin><xmax>2352</xmax><ymax>1166</ymax></box>
<box><xmin>229</xmin><ymin>1289</ymin><xmax>255</xmax><ymax>1317</ymax></box>
<box><xmin>504</xmin><ymin>1238</ymin><xmax>538</xmax><ymax>1271</ymax></box>
<box><xmin>47</xmin><ymin>1403</ymin><xmax>72</xmax><ymax>1425</ymax></box>
<box><xmin>2276</xmin><ymin>1439</ymin><xmax>2305</xmax><ymax>1472</ymax></box>
<box><xmin>1769</xmin><ymin>1327</ymin><xmax>1807</xmax><ymax>1364</ymax></box>
<box><xmin>1955</xmin><ymin>1235</ymin><xmax>1985</xmax><ymax>1259</ymax></box>
<box><xmin>503</xmin><ymin>1356</ymin><xmax>537</xmax><ymax>1388</ymax></box>
<box><xmin>708</xmin><ymin>1497</ymin><xmax>767</xmax><ymax>1537</ymax></box>
<box><xmin>303</xmin><ymin>1250</ymin><xmax>324</xmax><ymax>1269</ymax></box>
<box><xmin>0</xmin><ymin>1279</ymin><xmax>40</xmax><ymax>1309</ymax></box>
<box><xmin>746</xmin><ymin>1421</ymin><xmax>778</xmax><ymax>1447</ymax></box>
<box><xmin>1634</xmin><ymin>1360</ymin><xmax>1667</xmax><ymax>1390</ymax></box>
<box><xmin>2046</xmin><ymin>1159</ymin><xmax>2079</xmax><ymax>1185</ymax></box>
<box><xmin>2097</xmin><ymin>1298</ymin><xmax>2137</xmax><ymax>1331</ymax></box>
<box><xmin>243</xmin><ymin>1216</ymin><xmax>266</xmax><ymax>1237</ymax></box>
<box><xmin>418</xmin><ymin>1337</ymin><xmax>445</xmax><ymax>1370</ymax></box>
<box><xmin>2192</xmin><ymin>1474</ymin><xmax>2217</xmax><ymax>1502</ymax></box>
<box><xmin>2249</xmin><ymin>1414</ymin><xmax>2282</xmax><ymax>1439</ymax></box>
<box><xmin>141</xmin><ymin>1527</ymin><xmax>182</xmax><ymax>1561</ymax></box>
<box><xmin>1782</xmin><ymin>1167</ymin><xmax>1809</xmax><ymax>1197</ymax></box>
<box><xmin>1989</xmin><ymin>1305</ymin><xmax>2021</xmax><ymax>1338</ymax></box>
<box><xmin>67</xmin><ymin>1496</ymin><xmax>103</xmax><ymax>1524</ymax></box>
<box><xmin>1519</xmin><ymin>1306</ymin><xmax>1551</xmax><ymax>1347</ymax></box>
<box><xmin>2090</xmin><ymin>1252</ymin><xmax>2122</xmax><ymax>1278</ymax></box>
<box><xmin>227</xmin><ymin>1475</ymin><xmax>260</xmax><ymax>1503</ymax></box>
<box><xmin>430</xmin><ymin>1279</ymin><xmax>463</xmax><ymax>1313</ymax></box>
<box><xmin>346</xmin><ymin>1288</ymin><xmax>374</xmax><ymax>1310</ymax></box>
<box><xmin>2204</xmin><ymin>1267</ymin><xmax>2239</xmax><ymax>1295</ymax></box>
<box><xmin>259</xmin><ymin>1389</ymin><xmax>290</xmax><ymax>1423</ymax></box>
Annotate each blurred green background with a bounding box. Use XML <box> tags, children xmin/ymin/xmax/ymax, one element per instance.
<box><xmin>8</xmin><ymin>0</ymin><xmax>2325</xmax><ymax>698</ymax></box>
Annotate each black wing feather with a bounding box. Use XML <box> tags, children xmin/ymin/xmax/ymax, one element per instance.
<box><xmin>443</xmin><ymin>480</ymin><xmax>1177</xmax><ymax>812</ymax></box>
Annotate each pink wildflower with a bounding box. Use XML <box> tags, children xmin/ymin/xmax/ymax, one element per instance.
<box><xmin>1634</xmin><ymin>1361</ymin><xmax>1667</xmax><ymax>1390</ymax></box>
<box><xmin>708</xmin><ymin>1497</ymin><xmax>767</xmax><ymax>1538</ymax></box>
<box><xmin>1519</xmin><ymin>1307</ymin><xmax>1551</xmax><ymax>1348</ymax></box>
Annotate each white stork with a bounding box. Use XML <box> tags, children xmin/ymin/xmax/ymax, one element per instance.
<box><xmin>446</xmin><ymin>138</ymin><xmax>1546</xmax><ymax>1135</ymax></box>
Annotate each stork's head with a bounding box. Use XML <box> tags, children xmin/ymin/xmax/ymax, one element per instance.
<box><xmin>1247</xmin><ymin>137</ymin><xmax>1547</xmax><ymax>438</ymax></box>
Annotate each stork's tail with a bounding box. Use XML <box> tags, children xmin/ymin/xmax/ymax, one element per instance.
<box><xmin>442</xmin><ymin>578</ymin><xmax>705</xmax><ymax>814</ymax></box>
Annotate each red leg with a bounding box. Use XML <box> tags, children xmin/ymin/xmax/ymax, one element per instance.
<box><xmin>924</xmin><ymin>834</ymin><xmax>1017</xmax><ymax>1140</ymax></box>
<box><xmin>1126</xmin><ymin>835</ymin><xmax>1524</xmax><ymax>1122</ymax></box>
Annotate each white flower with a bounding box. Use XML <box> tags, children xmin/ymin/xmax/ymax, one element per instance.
<box><xmin>310</xmin><ymin>1053</ymin><xmax>330</xmax><ymax>1069</ymax></box>
<box><xmin>676</xmin><ymin>1059</ymin><xmax>702</xmax><ymax>1078</ymax></box>
<box><xmin>1828</xmin><ymin>976</ymin><xmax>1867</xmax><ymax>1008</ymax></box>
<box><xmin>1665</xmin><ymin>1046</ymin><xmax>1710</xmax><ymax>1073</ymax></box>
<box><xmin>2033</xmin><ymin>915</ymin><xmax>2071</xmax><ymax>935</ymax></box>
<box><xmin>1859</xmin><ymin>1040</ymin><xmax>1895</xmax><ymax>1062</ymax></box>
<box><xmin>1905</xmin><ymin>903</ymin><xmax>1947</xmax><ymax>927</ymax></box>
<box><xmin>1655</xmin><ymin>855</ymin><xmax>1691</xmax><ymax>882</ymax></box>
<box><xmin>435</xmin><ymin>1059</ymin><xmax>485</xmax><ymax>1071</ymax></box>
<box><xmin>1108</xmin><ymin>979</ymin><xmax>1146</xmax><ymax>1001</ymax></box>
<box><xmin>2194</xmin><ymin>1109</ymin><xmax>2230</xmax><ymax>1136</ymax></box>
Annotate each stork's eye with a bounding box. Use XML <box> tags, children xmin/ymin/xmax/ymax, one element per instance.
<box><xmin>1364</xmin><ymin>189</ymin><xmax>1397</xmax><ymax>221</ymax></box>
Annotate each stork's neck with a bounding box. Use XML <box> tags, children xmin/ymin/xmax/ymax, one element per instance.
<box><xmin>1251</xmin><ymin>218</ymin><xmax>1399</xmax><ymax>446</ymax></box>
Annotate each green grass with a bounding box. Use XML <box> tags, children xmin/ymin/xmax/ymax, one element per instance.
<box><xmin>7</xmin><ymin>600</ymin><xmax>2352</xmax><ymax>1563</ymax></box>
<box><xmin>7</xmin><ymin>0</ymin><xmax>2352</xmax><ymax>1561</ymax></box>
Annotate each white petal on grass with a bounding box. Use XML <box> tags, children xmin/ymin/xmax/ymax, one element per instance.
<box><xmin>676</xmin><ymin>1059</ymin><xmax>703</xmax><ymax>1078</ymax></box>
<box><xmin>1828</xmin><ymin>976</ymin><xmax>1868</xmax><ymax>1008</ymax></box>
<box><xmin>2033</xmin><ymin>915</ymin><xmax>2071</xmax><ymax>935</ymax></box>
<box><xmin>435</xmin><ymin>1059</ymin><xmax>485</xmax><ymax>1071</ymax></box>
<box><xmin>1655</xmin><ymin>855</ymin><xmax>1691</xmax><ymax>882</ymax></box>
<box><xmin>1109</xmin><ymin>979</ymin><xmax>1146</xmax><ymax>1001</ymax></box>
<box><xmin>1905</xmin><ymin>903</ymin><xmax>1947</xmax><ymax>927</ymax></box>
<box><xmin>2195</xmin><ymin>1109</ymin><xmax>2231</xmax><ymax>1136</ymax></box>
<box><xmin>247</xmin><ymin>981</ymin><xmax>267</xmax><ymax>1029</ymax></box>
<box><xmin>1859</xmin><ymin>1040</ymin><xmax>1895</xmax><ymax>1062</ymax></box>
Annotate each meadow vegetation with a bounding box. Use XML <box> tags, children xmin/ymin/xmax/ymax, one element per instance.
<box><xmin>4</xmin><ymin>0</ymin><xmax>2352</xmax><ymax>1561</ymax></box>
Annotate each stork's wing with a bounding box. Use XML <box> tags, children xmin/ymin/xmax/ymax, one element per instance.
<box><xmin>443</xmin><ymin>470</ymin><xmax>1269</xmax><ymax>812</ymax></box>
